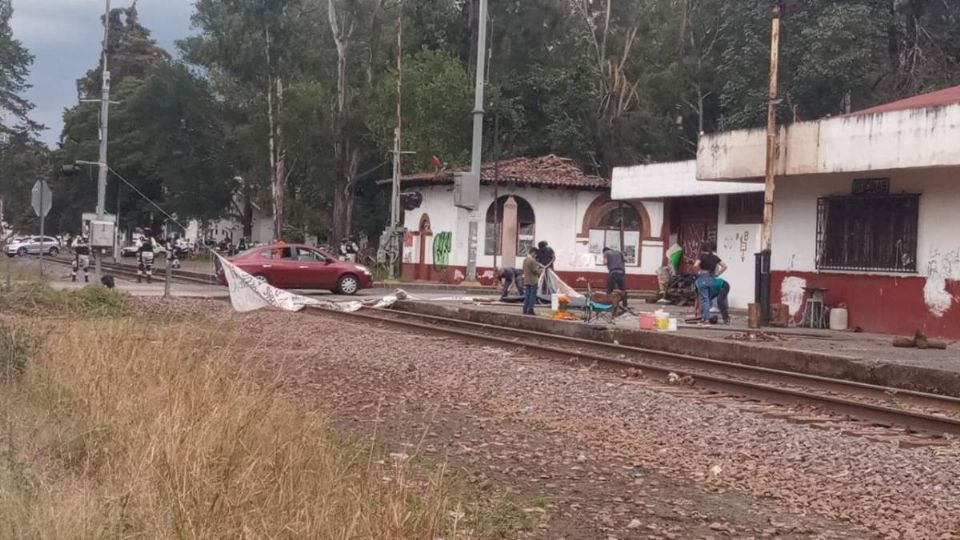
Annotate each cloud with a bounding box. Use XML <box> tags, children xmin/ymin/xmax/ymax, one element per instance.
<box><xmin>10</xmin><ymin>0</ymin><xmax>196</xmax><ymax>145</ymax></box>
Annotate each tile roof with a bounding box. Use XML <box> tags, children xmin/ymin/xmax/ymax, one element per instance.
<box><xmin>846</xmin><ymin>84</ymin><xmax>960</xmax><ymax>117</ymax></box>
<box><xmin>394</xmin><ymin>155</ymin><xmax>609</xmax><ymax>190</ymax></box>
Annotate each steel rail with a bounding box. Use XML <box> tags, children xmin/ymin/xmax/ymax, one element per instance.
<box><xmin>310</xmin><ymin>307</ymin><xmax>960</xmax><ymax>438</ymax></box>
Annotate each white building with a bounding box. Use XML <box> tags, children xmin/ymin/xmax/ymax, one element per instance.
<box><xmin>611</xmin><ymin>160</ymin><xmax>764</xmax><ymax>309</ymax></box>
<box><xmin>398</xmin><ymin>155</ymin><xmax>664</xmax><ymax>290</ymax></box>
<box><xmin>697</xmin><ymin>85</ymin><xmax>960</xmax><ymax>338</ymax></box>
<box><xmin>183</xmin><ymin>210</ymin><xmax>273</xmax><ymax>247</ymax></box>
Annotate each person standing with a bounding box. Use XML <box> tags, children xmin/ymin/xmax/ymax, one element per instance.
<box><xmin>137</xmin><ymin>237</ymin><xmax>155</xmax><ymax>284</ymax></box>
<box><xmin>536</xmin><ymin>240</ymin><xmax>555</xmax><ymax>269</ymax></box>
<box><xmin>693</xmin><ymin>241</ymin><xmax>727</xmax><ymax>323</ymax></box>
<box><xmin>496</xmin><ymin>267</ymin><xmax>523</xmax><ymax>298</ymax></box>
<box><xmin>602</xmin><ymin>247</ymin><xmax>627</xmax><ymax>306</ymax></box>
<box><xmin>536</xmin><ymin>241</ymin><xmax>556</xmax><ymax>294</ymax></box>
<box><xmin>71</xmin><ymin>235</ymin><xmax>90</xmax><ymax>283</ymax></box>
<box><xmin>522</xmin><ymin>247</ymin><xmax>542</xmax><ymax>315</ymax></box>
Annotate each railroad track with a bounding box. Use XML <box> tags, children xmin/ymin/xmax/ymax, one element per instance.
<box><xmin>40</xmin><ymin>255</ymin><xmax>216</xmax><ymax>285</ymax></box>
<box><xmin>309</xmin><ymin>306</ymin><xmax>960</xmax><ymax>448</ymax></box>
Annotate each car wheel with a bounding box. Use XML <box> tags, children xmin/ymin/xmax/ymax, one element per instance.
<box><xmin>337</xmin><ymin>274</ymin><xmax>360</xmax><ymax>295</ymax></box>
<box><xmin>17</xmin><ymin>248</ymin><xmax>26</xmax><ymax>257</ymax></box>
<box><xmin>48</xmin><ymin>247</ymin><xmax>59</xmax><ymax>256</ymax></box>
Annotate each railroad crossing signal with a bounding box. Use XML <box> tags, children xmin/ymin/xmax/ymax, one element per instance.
<box><xmin>31</xmin><ymin>180</ymin><xmax>53</xmax><ymax>218</ymax></box>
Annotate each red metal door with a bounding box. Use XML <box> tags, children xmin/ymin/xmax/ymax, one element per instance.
<box><xmin>674</xmin><ymin>196</ymin><xmax>719</xmax><ymax>274</ymax></box>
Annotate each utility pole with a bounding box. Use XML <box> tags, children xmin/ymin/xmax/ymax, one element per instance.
<box><xmin>388</xmin><ymin>2</ymin><xmax>403</xmax><ymax>280</ymax></box>
<box><xmin>464</xmin><ymin>0</ymin><xmax>488</xmax><ymax>282</ymax></box>
<box><xmin>94</xmin><ymin>0</ymin><xmax>112</xmax><ymax>282</ymax></box>
<box><xmin>757</xmin><ymin>2</ymin><xmax>782</xmax><ymax>325</ymax></box>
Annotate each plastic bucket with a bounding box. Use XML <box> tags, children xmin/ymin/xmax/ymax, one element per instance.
<box><xmin>639</xmin><ymin>313</ymin><xmax>656</xmax><ymax>330</ymax></box>
<box><xmin>656</xmin><ymin>315</ymin><xmax>670</xmax><ymax>331</ymax></box>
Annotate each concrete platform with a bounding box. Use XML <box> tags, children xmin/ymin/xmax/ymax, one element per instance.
<box><xmin>393</xmin><ymin>298</ymin><xmax>960</xmax><ymax>398</ymax></box>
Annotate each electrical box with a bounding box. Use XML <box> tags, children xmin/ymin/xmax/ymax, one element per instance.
<box><xmin>453</xmin><ymin>172</ymin><xmax>479</xmax><ymax>211</ymax></box>
<box><xmin>89</xmin><ymin>220</ymin><xmax>115</xmax><ymax>248</ymax></box>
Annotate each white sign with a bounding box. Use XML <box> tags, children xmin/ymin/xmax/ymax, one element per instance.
<box><xmin>31</xmin><ymin>180</ymin><xmax>52</xmax><ymax>218</ymax></box>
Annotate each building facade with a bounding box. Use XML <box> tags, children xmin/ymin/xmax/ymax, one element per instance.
<box><xmin>611</xmin><ymin>161</ymin><xmax>764</xmax><ymax>309</ymax></box>
<box><xmin>398</xmin><ymin>155</ymin><xmax>662</xmax><ymax>290</ymax></box>
<box><xmin>698</xmin><ymin>85</ymin><xmax>960</xmax><ymax>338</ymax></box>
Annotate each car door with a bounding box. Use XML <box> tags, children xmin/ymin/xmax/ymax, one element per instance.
<box><xmin>253</xmin><ymin>247</ymin><xmax>296</xmax><ymax>287</ymax></box>
<box><xmin>294</xmin><ymin>247</ymin><xmax>337</xmax><ymax>289</ymax></box>
<box><xmin>26</xmin><ymin>237</ymin><xmax>42</xmax><ymax>255</ymax></box>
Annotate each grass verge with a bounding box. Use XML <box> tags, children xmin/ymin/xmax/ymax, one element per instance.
<box><xmin>0</xmin><ymin>318</ymin><xmax>468</xmax><ymax>538</ymax></box>
<box><xmin>0</xmin><ymin>282</ymin><xmax>129</xmax><ymax>317</ymax></box>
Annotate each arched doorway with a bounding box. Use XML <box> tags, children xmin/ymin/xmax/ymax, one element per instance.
<box><xmin>581</xmin><ymin>197</ymin><xmax>649</xmax><ymax>265</ymax></box>
<box><xmin>485</xmin><ymin>195</ymin><xmax>536</xmax><ymax>263</ymax></box>
<box><xmin>416</xmin><ymin>214</ymin><xmax>432</xmax><ymax>280</ymax></box>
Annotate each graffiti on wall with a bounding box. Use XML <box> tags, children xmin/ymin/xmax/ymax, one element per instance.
<box><xmin>924</xmin><ymin>247</ymin><xmax>960</xmax><ymax>317</ymax></box>
<box><xmin>722</xmin><ymin>230</ymin><xmax>752</xmax><ymax>262</ymax></box>
<box><xmin>433</xmin><ymin>232</ymin><xmax>452</xmax><ymax>272</ymax></box>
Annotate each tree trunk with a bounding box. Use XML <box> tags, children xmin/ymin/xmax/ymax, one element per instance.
<box><xmin>242</xmin><ymin>196</ymin><xmax>253</xmax><ymax>240</ymax></box>
<box><xmin>331</xmin><ymin>143</ymin><xmax>358</xmax><ymax>242</ymax></box>
<box><xmin>264</xmin><ymin>26</ymin><xmax>286</xmax><ymax>241</ymax></box>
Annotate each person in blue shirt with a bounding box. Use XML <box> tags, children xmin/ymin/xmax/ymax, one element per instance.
<box><xmin>711</xmin><ymin>276</ymin><xmax>731</xmax><ymax>325</ymax></box>
<box><xmin>496</xmin><ymin>267</ymin><xmax>524</xmax><ymax>298</ymax></box>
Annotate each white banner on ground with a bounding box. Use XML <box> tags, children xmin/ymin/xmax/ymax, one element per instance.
<box><xmin>216</xmin><ymin>254</ymin><xmax>403</xmax><ymax>313</ymax></box>
<box><xmin>216</xmin><ymin>254</ymin><xmax>326</xmax><ymax>312</ymax></box>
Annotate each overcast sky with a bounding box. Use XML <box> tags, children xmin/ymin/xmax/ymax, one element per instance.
<box><xmin>11</xmin><ymin>0</ymin><xmax>195</xmax><ymax>147</ymax></box>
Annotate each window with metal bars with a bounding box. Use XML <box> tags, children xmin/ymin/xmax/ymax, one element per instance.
<box><xmin>815</xmin><ymin>194</ymin><xmax>919</xmax><ymax>273</ymax></box>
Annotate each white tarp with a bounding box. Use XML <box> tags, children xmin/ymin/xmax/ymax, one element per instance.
<box><xmin>537</xmin><ymin>269</ymin><xmax>585</xmax><ymax>299</ymax></box>
<box><xmin>216</xmin><ymin>254</ymin><xmax>402</xmax><ymax>313</ymax></box>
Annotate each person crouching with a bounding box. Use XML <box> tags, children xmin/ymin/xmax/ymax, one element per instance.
<box><xmin>496</xmin><ymin>267</ymin><xmax>523</xmax><ymax>299</ymax></box>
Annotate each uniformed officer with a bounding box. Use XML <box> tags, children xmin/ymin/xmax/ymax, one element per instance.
<box><xmin>71</xmin><ymin>235</ymin><xmax>91</xmax><ymax>283</ymax></box>
<box><xmin>137</xmin><ymin>237</ymin><xmax>155</xmax><ymax>283</ymax></box>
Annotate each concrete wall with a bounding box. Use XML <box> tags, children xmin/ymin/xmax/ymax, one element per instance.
<box><xmin>614</xmin><ymin>160</ymin><xmax>763</xmax><ymax>198</ymax></box>
<box><xmin>699</xmin><ymin>104</ymin><xmax>960</xmax><ymax>181</ymax></box>
<box><xmin>716</xmin><ymin>195</ymin><xmax>762</xmax><ymax>309</ymax></box>
<box><xmin>769</xmin><ymin>167</ymin><xmax>960</xmax><ymax>337</ymax></box>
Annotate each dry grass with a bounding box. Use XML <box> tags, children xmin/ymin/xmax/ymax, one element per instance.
<box><xmin>0</xmin><ymin>318</ymin><xmax>468</xmax><ymax>539</ymax></box>
<box><xmin>0</xmin><ymin>257</ymin><xmax>47</xmax><ymax>284</ymax></box>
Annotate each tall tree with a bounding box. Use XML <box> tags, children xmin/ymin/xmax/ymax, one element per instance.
<box><xmin>326</xmin><ymin>0</ymin><xmax>389</xmax><ymax>242</ymax></box>
<box><xmin>0</xmin><ymin>0</ymin><xmax>40</xmax><ymax>134</ymax></box>
<box><xmin>184</xmin><ymin>0</ymin><xmax>314</xmax><ymax>241</ymax></box>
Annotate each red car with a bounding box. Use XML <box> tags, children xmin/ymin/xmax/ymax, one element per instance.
<box><xmin>216</xmin><ymin>243</ymin><xmax>373</xmax><ymax>295</ymax></box>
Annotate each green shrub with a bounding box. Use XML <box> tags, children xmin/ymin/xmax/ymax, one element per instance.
<box><xmin>0</xmin><ymin>283</ymin><xmax>129</xmax><ymax>317</ymax></box>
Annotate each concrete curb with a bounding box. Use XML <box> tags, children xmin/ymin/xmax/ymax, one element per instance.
<box><xmin>392</xmin><ymin>300</ymin><xmax>960</xmax><ymax>398</ymax></box>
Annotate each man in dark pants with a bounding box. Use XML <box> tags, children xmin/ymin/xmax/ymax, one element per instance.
<box><xmin>712</xmin><ymin>276</ymin><xmax>731</xmax><ymax>324</ymax></box>
<box><xmin>496</xmin><ymin>267</ymin><xmax>523</xmax><ymax>298</ymax></box>
<box><xmin>602</xmin><ymin>247</ymin><xmax>627</xmax><ymax>306</ymax></box>
<box><xmin>522</xmin><ymin>247</ymin><xmax>542</xmax><ymax>315</ymax></box>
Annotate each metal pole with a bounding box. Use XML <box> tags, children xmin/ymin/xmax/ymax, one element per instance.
<box><xmin>388</xmin><ymin>3</ymin><xmax>403</xmax><ymax>280</ymax></box>
<box><xmin>465</xmin><ymin>0</ymin><xmax>488</xmax><ymax>282</ymax></box>
<box><xmin>164</xmin><ymin>251</ymin><xmax>172</xmax><ymax>298</ymax></box>
<box><xmin>95</xmin><ymin>0</ymin><xmax>111</xmax><ymax>282</ymax></box>
<box><xmin>758</xmin><ymin>4</ymin><xmax>781</xmax><ymax>325</ymax></box>
<box><xmin>38</xmin><ymin>186</ymin><xmax>44</xmax><ymax>276</ymax></box>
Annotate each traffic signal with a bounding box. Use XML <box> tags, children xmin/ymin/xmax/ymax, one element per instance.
<box><xmin>400</xmin><ymin>191</ymin><xmax>423</xmax><ymax>211</ymax></box>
